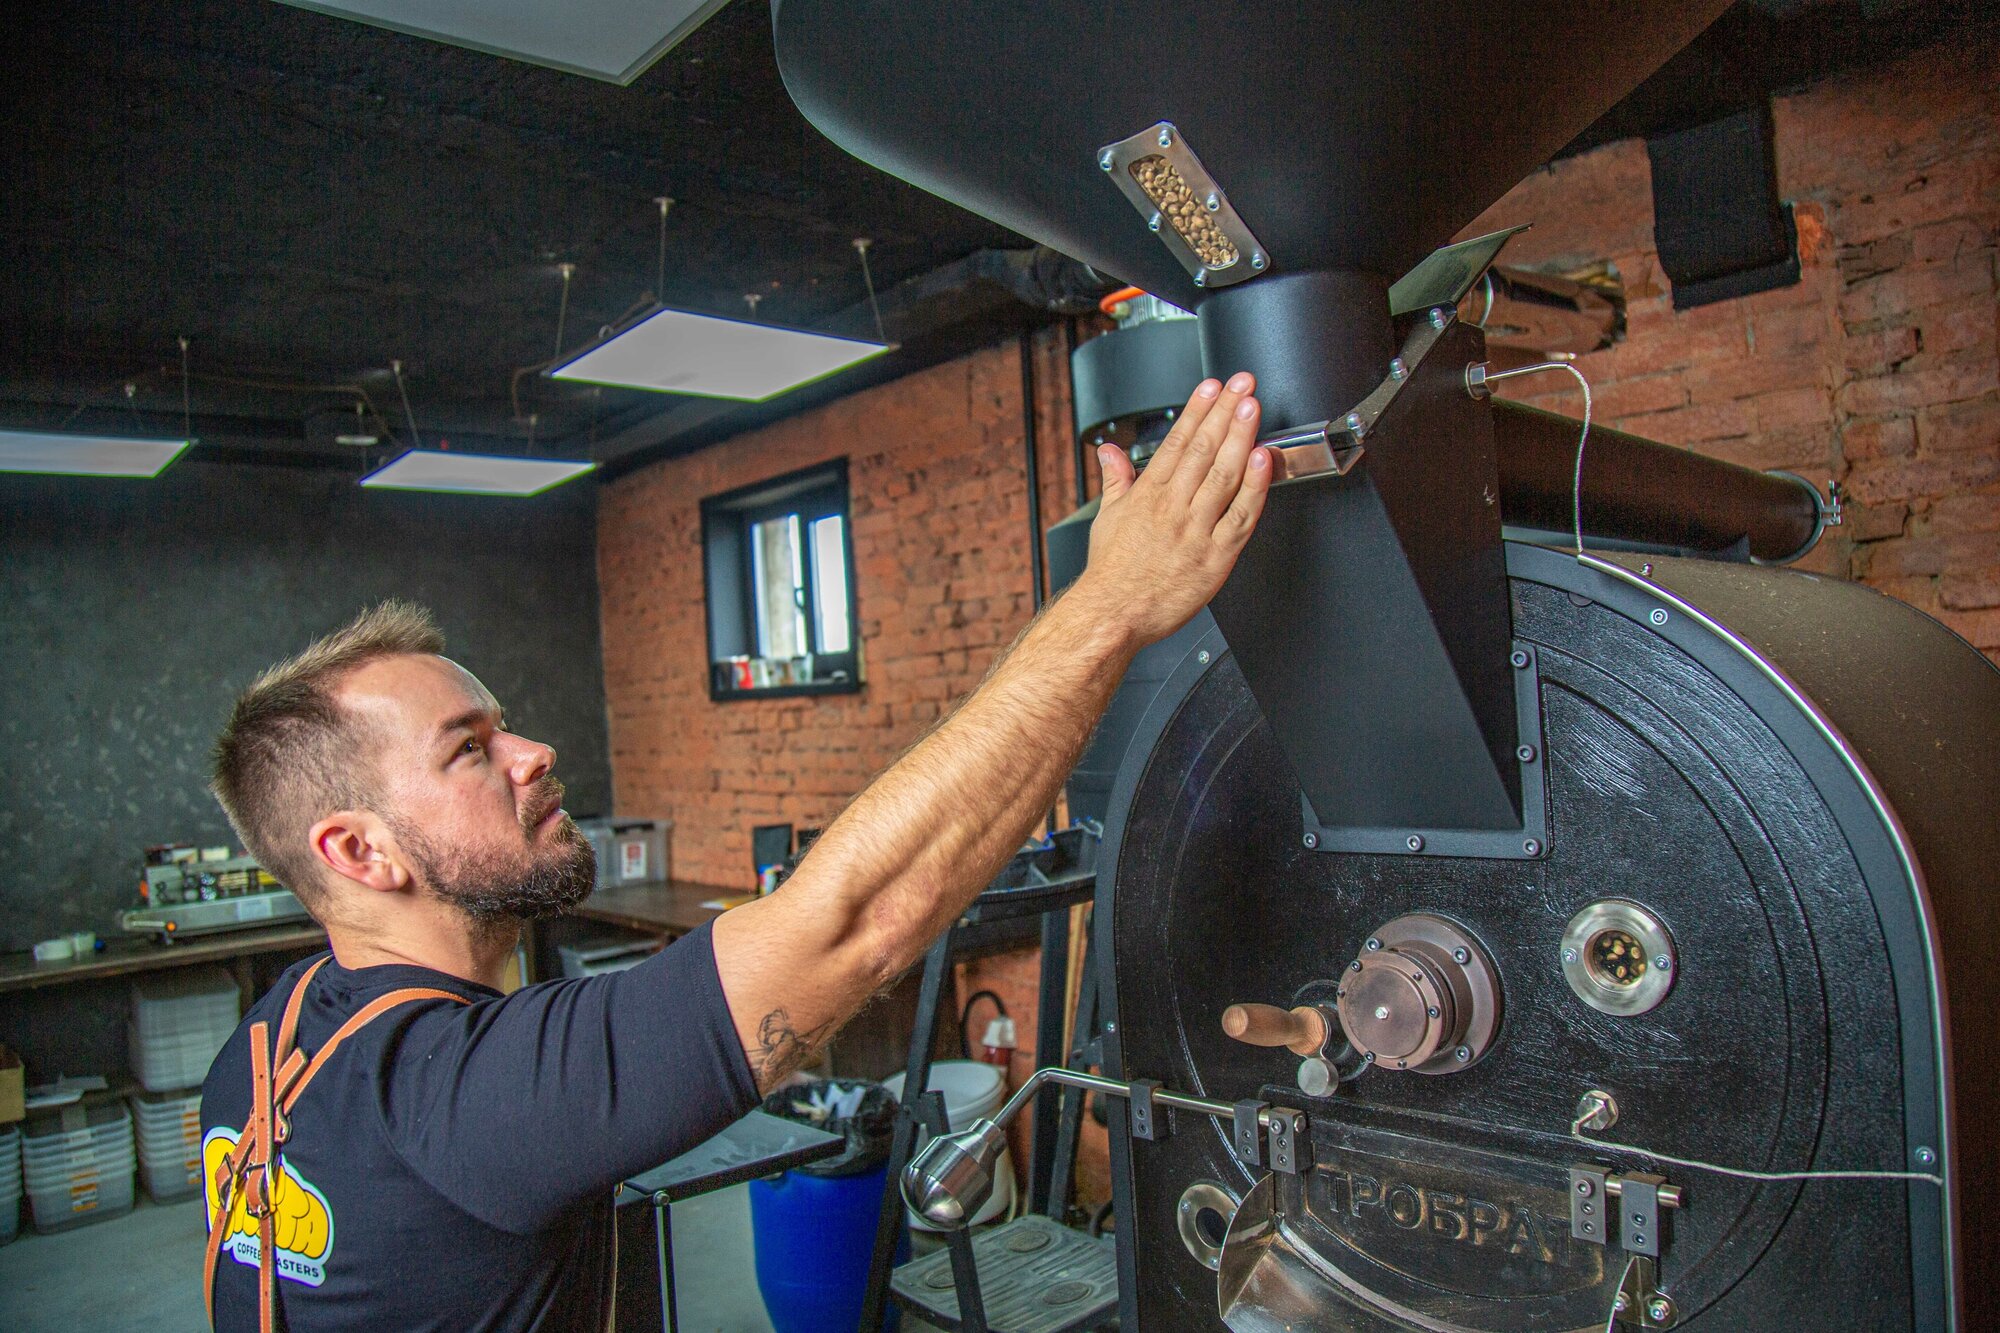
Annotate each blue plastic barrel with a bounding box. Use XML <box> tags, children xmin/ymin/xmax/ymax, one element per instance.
<box><xmin>748</xmin><ymin>1163</ymin><xmax>906</xmax><ymax>1332</ymax></box>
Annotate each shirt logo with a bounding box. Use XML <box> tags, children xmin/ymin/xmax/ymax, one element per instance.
<box><xmin>202</xmin><ymin>1127</ymin><xmax>336</xmax><ymax>1288</ymax></box>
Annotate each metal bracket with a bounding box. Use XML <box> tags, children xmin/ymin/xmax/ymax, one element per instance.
<box><xmin>1128</xmin><ymin>1078</ymin><xmax>1168</xmax><ymax>1142</ymax></box>
<box><xmin>1614</xmin><ymin>1255</ymin><xmax>1678</xmax><ymax>1328</ymax></box>
<box><xmin>1621</xmin><ymin>1172</ymin><xmax>1667</xmax><ymax>1259</ymax></box>
<box><xmin>1261</xmin><ymin>304</ymin><xmax>1456</xmax><ymax>488</ymax></box>
<box><xmin>1264</xmin><ymin>1107</ymin><xmax>1309</xmax><ymax>1175</ymax></box>
<box><xmin>1232</xmin><ymin>1100</ymin><xmax>1269</xmax><ymax>1167</ymax></box>
<box><xmin>1570</xmin><ymin>1165</ymin><xmax>1611</xmax><ymax>1246</ymax></box>
<box><xmin>1303</xmin><ymin>638</ymin><xmax>1549</xmax><ymax>859</ymax></box>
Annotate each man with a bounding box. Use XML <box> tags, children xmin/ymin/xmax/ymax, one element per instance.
<box><xmin>201</xmin><ymin>372</ymin><xmax>1271</xmax><ymax>1330</ymax></box>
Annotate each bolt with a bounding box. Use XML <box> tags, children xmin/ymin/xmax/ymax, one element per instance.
<box><xmin>1365</xmin><ymin>938</ymin><xmax>1382</xmax><ymax>952</ymax></box>
<box><xmin>1426</xmin><ymin>1006</ymin><xmax>1440</xmax><ymax>1019</ymax></box>
<box><xmin>1916</xmin><ymin>1146</ymin><xmax>1937</xmax><ymax>1166</ymax></box>
<box><xmin>1106</xmin><ymin>1022</ymin><xmax>1116</xmax><ymax>1032</ymax></box>
<box><xmin>1428</xmin><ymin>307</ymin><xmax>1450</xmax><ymax>329</ymax></box>
<box><xmin>1517</xmin><ymin>744</ymin><xmax>1537</xmax><ymax>763</ymax></box>
<box><xmin>1405</xmin><ymin>835</ymin><xmax>1425</xmax><ymax>852</ymax></box>
<box><xmin>1349</xmin><ymin>961</ymin><xmax>1362</xmax><ymax>973</ymax></box>
<box><xmin>1648</xmin><ymin>1298</ymin><xmax>1673</xmax><ymax>1322</ymax></box>
<box><xmin>1099</xmin><ymin>152</ymin><xmax>1114</xmax><ymax>170</ymax></box>
<box><xmin>1147</xmin><ymin>212</ymin><xmax>1162</xmax><ymax>233</ymax></box>
<box><xmin>1510</xmin><ymin>648</ymin><xmax>1531</xmax><ymax>669</ymax></box>
<box><xmin>1251</xmin><ymin>253</ymin><xmax>1267</xmax><ymax>271</ymax></box>
<box><xmin>1563</xmin><ymin>947</ymin><xmax>1579</xmax><ymax>964</ymax></box>
<box><xmin>1452</xmin><ymin>947</ymin><xmax>1471</xmax><ymax>965</ymax></box>
<box><xmin>1455</xmin><ymin>1046</ymin><xmax>1471</xmax><ymax>1062</ymax></box>
<box><xmin>1158</xmin><ymin>127</ymin><xmax>1173</xmax><ymax>147</ymax></box>
<box><xmin>1303</xmin><ymin>832</ymin><xmax>1319</xmax><ymax>849</ymax></box>
<box><xmin>1633</xmin><ymin>1232</ymin><xmax>1647</xmax><ymax>1246</ymax></box>
<box><xmin>1582</xmin><ymin>1201</ymin><xmax>1594</xmax><ymax>1215</ymax></box>
<box><xmin>1197</xmin><ymin>649</ymin><xmax>1211</xmax><ymax>665</ymax></box>
<box><xmin>1362</xmin><ymin>1051</ymin><xmax>1375</xmax><ymax>1063</ymax></box>
<box><xmin>1575</xmin><ymin>1179</ymin><xmax>1594</xmax><ymax>1196</ymax></box>
<box><xmin>1654</xmin><ymin>954</ymin><xmax>1671</xmax><ymax>970</ymax></box>
<box><xmin>1633</xmin><ymin>1212</ymin><xmax>1646</xmax><ymax>1225</ymax></box>
<box><xmin>1523</xmin><ymin>839</ymin><xmax>1542</xmax><ymax>855</ymax></box>
<box><xmin>1194</xmin><ymin>270</ymin><xmax>1208</xmax><ymax>287</ymax></box>
<box><xmin>1613</xmin><ymin>1295</ymin><xmax>1629</xmax><ymax>1314</ymax></box>
<box><xmin>1389</xmin><ymin>357</ymin><xmax>1408</xmax><ymax>380</ymax></box>
<box><xmin>1345</xmin><ymin>411</ymin><xmax>1365</xmax><ymax>435</ymax></box>
<box><xmin>1204</xmin><ymin>192</ymin><xmax>1220</xmax><ymax>211</ymax></box>
<box><xmin>1374</xmin><ymin>1006</ymin><xmax>1390</xmax><ymax>1020</ymax></box>
<box><xmin>1396</xmin><ymin>1059</ymin><xmax>1408</xmax><ymax>1069</ymax></box>
<box><xmin>1640</xmin><ymin>562</ymin><xmax>1654</xmax><ymax>577</ymax></box>
<box><xmin>1649</xmin><ymin>607</ymin><xmax>1670</xmax><ymax>627</ymax></box>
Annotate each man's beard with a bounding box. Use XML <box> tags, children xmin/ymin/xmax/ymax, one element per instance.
<box><xmin>392</xmin><ymin>780</ymin><xmax>598</xmax><ymax>924</ymax></box>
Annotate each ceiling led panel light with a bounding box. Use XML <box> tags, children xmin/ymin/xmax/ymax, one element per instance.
<box><xmin>550</xmin><ymin>308</ymin><xmax>891</xmax><ymax>402</ymax></box>
<box><xmin>0</xmin><ymin>429</ymin><xmax>190</xmax><ymax>477</ymax></box>
<box><xmin>276</xmin><ymin>0</ymin><xmax>730</xmax><ymax>85</ymax></box>
<box><xmin>360</xmin><ymin>450</ymin><xmax>596</xmax><ymax>496</ymax></box>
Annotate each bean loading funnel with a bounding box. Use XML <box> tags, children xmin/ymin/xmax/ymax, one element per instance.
<box><xmin>772</xmin><ymin>2</ymin><xmax>1752</xmax><ymax>851</ymax></box>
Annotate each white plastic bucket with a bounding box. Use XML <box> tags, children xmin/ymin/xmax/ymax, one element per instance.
<box><xmin>882</xmin><ymin>1060</ymin><xmax>1014</xmax><ymax>1229</ymax></box>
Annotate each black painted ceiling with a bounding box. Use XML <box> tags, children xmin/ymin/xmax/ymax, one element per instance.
<box><xmin>0</xmin><ymin>0</ymin><xmax>1981</xmax><ymax>473</ymax></box>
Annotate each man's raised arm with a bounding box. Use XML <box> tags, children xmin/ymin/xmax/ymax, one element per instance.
<box><xmin>711</xmin><ymin>372</ymin><xmax>1271</xmax><ymax>1091</ymax></box>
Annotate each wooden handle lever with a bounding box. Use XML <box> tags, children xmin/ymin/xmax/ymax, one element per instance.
<box><xmin>1221</xmin><ymin>1003</ymin><xmax>1328</xmax><ymax>1057</ymax></box>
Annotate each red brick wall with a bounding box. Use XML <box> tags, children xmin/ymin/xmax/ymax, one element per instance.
<box><xmin>1461</xmin><ymin>33</ymin><xmax>1999</xmax><ymax>652</ymax></box>
<box><xmin>597</xmin><ymin>328</ymin><xmax>1082</xmax><ymax>888</ymax></box>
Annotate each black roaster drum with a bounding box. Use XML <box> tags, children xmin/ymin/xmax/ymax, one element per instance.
<box><xmin>1095</xmin><ymin>543</ymin><xmax>1998</xmax><ymax>1331</ymax></box>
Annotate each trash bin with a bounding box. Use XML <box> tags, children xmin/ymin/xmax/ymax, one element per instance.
<box><xmin>749</xmin><ymin>1080</ymin><xmax>906</xmax><ymax>1333</ymax></box>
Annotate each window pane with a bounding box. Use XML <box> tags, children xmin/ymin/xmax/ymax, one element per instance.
<box><xmin>751</xmin><ymin>513</ymin><xmax>807</xmax><ymax>659</ymax></box>
<box><xmin>810</xmin><ymin>514</ymin><xmax>851</xmax><ymax>654</ymax></box>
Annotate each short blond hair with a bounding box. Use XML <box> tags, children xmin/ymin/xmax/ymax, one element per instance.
<box><xmin>211</xmin><ymin>602</ymin><xmax>444</xmax><ymax>905</ymax></box>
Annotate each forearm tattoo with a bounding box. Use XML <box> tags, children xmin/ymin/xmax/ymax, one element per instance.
<box><xmin>754</xmin><ymin>1008</ymin><xmax>835</xmax><ymax>1085</ymax></box>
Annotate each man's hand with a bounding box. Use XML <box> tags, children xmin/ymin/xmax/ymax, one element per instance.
<box><xmin>711</xmin><ymin>372</ymin><xmax>1274</xmax><ymax>1092</ymax></box>
<box><xmin>1069</xmin><ymin>373</ymin><xmax>1271</xmax><ymax>647</ymax></box>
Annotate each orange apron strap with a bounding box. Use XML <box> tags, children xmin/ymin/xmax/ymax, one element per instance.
<box><xmin>277</xmin><ymin>987</ymin><xmax>469</xmax><ymax>1116</ymax></box>
<box><xmin>240</xmin><ymin>1021</ymin><xmax>278</xmax><ymax>1333</ymax></box>
<box><xmin>206</xmin><ymin>970</ymin><xmax>471</xmax><ymax>1331</ymax></box>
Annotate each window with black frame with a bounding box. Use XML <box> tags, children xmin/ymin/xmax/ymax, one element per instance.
<box><xmin>701</xmin><ymin>459</ymin><xmax>861</xmax><ymax>699</ymax></box>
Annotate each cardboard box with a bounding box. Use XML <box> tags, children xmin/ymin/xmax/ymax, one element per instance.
<box><xmin>0</xmin><ymin>1045</ymin><xmax>23</xmax><ymax>1123</ymax></box>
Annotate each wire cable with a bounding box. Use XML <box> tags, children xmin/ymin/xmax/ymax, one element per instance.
<box><xmin>1478</xmin><ymin>360</ymin><xmax>1593</xmax><ymax>554</ymax></box>
<box><xmin>1602</xmin><ymin>1254</ymin><xmax>1635</xmax><ymax>1333</ymax></box>
<box><xmin>178</xmin><ymin>336</ymin><xmax>193</xmax><ymax>442</ymax></box>
<box><xmin>654</xmin><ymin>196</ymin><xmax>674</xmax><ymax>303</ymax></box>
<box><xmin>553</xmin><ymin>263</ymin><xmax>575</xmax><ymax>362</ymax></box>
<box><xmin>391</xmin><ymin>359</ymin><xmax>421</xmax><ymax>450</ymax></box>
<box><xmin>1570</xmin><ymin>1116</ymin><xmax>1944</xmax><ymax>1188</ymax></box>
<box><xmin>854</xmin><ymin>238</ymin><xmax>887</xmax><ymax>343</ymax></box>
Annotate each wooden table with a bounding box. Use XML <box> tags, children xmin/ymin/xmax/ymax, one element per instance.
<box><xmin>570</xmin><ymin>880</ymin><xmax>754</xmax><ymax>937</ymax></box>
<box><xmin>0</xmin><ymin>923</ymin><xmax>327</xmax><ymax>997</ymax></box>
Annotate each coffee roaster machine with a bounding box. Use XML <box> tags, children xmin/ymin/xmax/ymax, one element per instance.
<box><xmin>776</xmin><ymin>3</ymin><xmax>2000</xmax><ymax>1328</ymax></box>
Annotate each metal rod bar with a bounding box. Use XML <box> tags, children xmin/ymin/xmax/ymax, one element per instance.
<box><xmin>861</xmin><ymin>928</ymin><xmax>958</xmax><ymax>1329</ymax></box>
<box><xmin>655</xmin><ymin>1201</ymin><xmax>677</xmax><ymax>1333</ymax></box>
<box><xmin>1606</xmin><ymin>1177</ymin><xmax>1685</xmax><ymax>1210</ymax></box>
<box><xmin>1065</xmin><ymin>316</ymin><xmax>1086</xmax><ymax>509</ymax></box>
<box><xmin>1045</xmin><ymin>937</ymin><xmax>1099</xmax><ymax>1219</ymax></box>
<box><xmin>1021</xmin><ymin>332</ymin><xmax>1046</xmax><ymax>609</ymax></box>
<box><xmin>1026</xmin><ymin>909</ymin><xmax>1070</xmax><ymax>1214</ymax></box>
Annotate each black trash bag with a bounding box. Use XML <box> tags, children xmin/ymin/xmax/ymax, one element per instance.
<box><xmin>759</xmin><ymin>1079</ymin><xmax>900</xmax><ymax>1177</ymax></box>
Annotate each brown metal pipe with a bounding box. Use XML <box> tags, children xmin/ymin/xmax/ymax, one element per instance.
<box><xmin>1491</xmin><ymin>399</ymin><xmax>1825</xmax><ymax>564</ymax></box>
